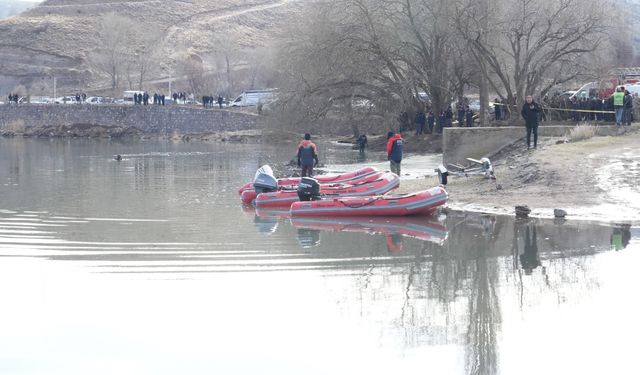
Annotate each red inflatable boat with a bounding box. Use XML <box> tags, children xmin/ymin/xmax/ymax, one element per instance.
<box><xmin>238</xmin><ymin>166</ymin><xmax>378</xmax><ymax>195</ymax></box>
<box><xmin>289</xmin><ymin>186</ymin><xmax>448</xmax><ymax>217</ymax></box>
<box><xmin>254</xmin><ymin>172</ymin><xmax>400</xmax><ymax>208</ymax></box>
<box><xmin>241</xmin><ymin>170</ymin><xmax>386</xmax><ymax>204</ymax></box>
<box><xmin>240</xmin><ymin>172</ymin><xmax>385</xmax><ymax>204</ymax></box>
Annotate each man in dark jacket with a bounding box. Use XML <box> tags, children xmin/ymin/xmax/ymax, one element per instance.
<box><xmin>457</xmin><ymin>104</ymin><xmax>465</xmax><ymax>127</ymax></box>
<box><xmin>624</xmin><ymin>90</ymin><xmax>633</xmax><ymax>126</ymax></box>
<box><xmin>386</xmin><ymin>131</ymin><xmax>403</xmax><ymax>176</ymax></box>
<box><xmin>427</xmin><ymin>111</ymin><xmax>435</xmax><ymax>134</ymax></box>
<box><xmin>521</xmin><ymin>95</ymin><xmax>541</xmax><ymax>149</ymax></box>
<box><xmin>494</xmin><ymin>98</ymin><xmax>502</xmax><ymax>120</ymax></box>
<box><xmin>297</xmin><ymin>133</ymin><xmax>319</xmax><ymax>177</ymax></box>
<box><xmin>465</xmin><ymin>106</ymin><xmax>474</xmax><ymax>127</ymax></box>
<box><xmin>415</xmin><ymin>109</ymin><xmax>426</xmax><ymax>135</ymax></box>
<box><xmin>357</xmin><ymin>134</ymin><xmax>368</xmax><ymax>153</ymax></box>
<box><xmin>445</xmin><ymin>106</ymin><xmax>453</xmax><ymax>128</ymax></box>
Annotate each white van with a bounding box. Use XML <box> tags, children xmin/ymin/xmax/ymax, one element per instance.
<box><xmin>123</xmin><ymin>90</ymin><xmax>145</xmax><ymax>105</ymax></box>
<box><xmin>230</xmin><ymin>89</ymin><xmax>275</xmax><ymax>107</ymax></box>
<box><xmin>569</xmin><ymin>82</ymin><xmax>598</xmax><ymax>100</ymax></box>
<box><xmin>616</xmin><ymin>84</ymin><xmax>640</xmax><ymax>97</ymax></box>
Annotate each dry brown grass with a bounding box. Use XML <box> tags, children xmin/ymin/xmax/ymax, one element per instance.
<box><xmin>1</xmin><ymin>119</ymin><xmax>26</xmax><ymax>134</ymax></box>
<box><xmin>567</xmin><ymin>123</ymin><xmax>598</xmax><ymax>142</ymax></box>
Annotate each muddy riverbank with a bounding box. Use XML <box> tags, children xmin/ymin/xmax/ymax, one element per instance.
<box><xmin>397</xmin><ymin>126</ymin><xmax>640</xmax><ymax>223</ymax></box>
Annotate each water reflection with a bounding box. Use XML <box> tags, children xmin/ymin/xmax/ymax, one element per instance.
<box><xmin>518</xmin><ymin>223</ymin><xmax>542</xmax><ymax>275</ymax></box>
<box><xmin>1</xmin><ymin>138</ymin><xmax>639</xmax><ymax>374</ymax></box>
<box><xmin>611</xmin><ymin>224</ymin><xmax>631</xmax><ymax>251</ymax></box>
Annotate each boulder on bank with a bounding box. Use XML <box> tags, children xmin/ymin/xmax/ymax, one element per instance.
<box><xmin>554</xmin><ymin>208</ymin><xmax>567</xmax><ymax>218</ymax></box>
<box><xmin>515</xmin><ymin>205</ymin><xmax>531</xmax><ymax>218</ymax></box>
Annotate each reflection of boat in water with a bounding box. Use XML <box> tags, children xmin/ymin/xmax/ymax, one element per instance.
<box><xmin>290</xmin><ymin>216</ymin><xmax>448</xmax><ymax>245</ymax></box>
<box><xmin>241</xmin><ymin>205</ymin><xmax>289</xmax><ymax>235</ymax></box>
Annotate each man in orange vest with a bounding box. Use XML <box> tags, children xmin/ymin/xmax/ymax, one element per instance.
<box><xmin>386</xmin><ymin>131</ymin><xmax>403</xmax><ymax>176</ymax></box>
<box><xmin>297</xmin><ymin>133</ymin><xmax>319</xmax><ymax>177</ymax></box>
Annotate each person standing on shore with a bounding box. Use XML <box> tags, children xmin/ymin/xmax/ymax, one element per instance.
<box><xmin>427</xmin><ymin>110</ymin><xmax>435</xmax><ymax>134</ymax></box>
<box><xmin>415</xmin><ymin>109</ymin><xmax>426</xmax><ymax>135</ymax></box>
<box><xmin>357</xmin><ymin>134</ymin><xmax>368</xmax><ymax>153</ymax></box>
<box><xmin>521</xmin><ymin>95</ymin><xmax>541</xmax><ymax>149</ymax></box>
<box><xmin>465</xmin><ymin>106</ymin><xmax>474</xmax><ymax>127</ymax></box>
<box><xmin>457</xmin><ymin>104</ymin><xmax>465</xmax><ymax>127</ymax></box>
<box><xmin>297</xmin><ymin>133</ymin><xmax>319</xmax><ymax>177</ymax></box>
<box><xmin>624</xmin><ymin>89</ymin><xmax>633</xmax><ymax>126</ymax></box>
<box><xmin>445</xmin><ymin>106</ymin><xmax>453</xmax><ymax>128</ymax></box>
<box><xmin>386</xmin><ymin>131</ymin><xmax>403</xmax><ymax>176</ymax></box>
<box><xmin>612</xmin><ymin>87</ymin><xmax>625</xmax><ymax>126</ymax></box>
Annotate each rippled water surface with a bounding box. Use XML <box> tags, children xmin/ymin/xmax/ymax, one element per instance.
<box><xmin>0</xmin><ymin>138</ymin><xmax>638</xmax><ymax>375</ymax></box>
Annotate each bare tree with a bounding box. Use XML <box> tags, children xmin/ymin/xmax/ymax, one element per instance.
<box><xmin>456</xmin><ymin>0</ymin><xmax>606</xmax><ymax>120</ymax></box>
<box><xmin>179</xmin><ymin>54</ymin><xmax>206</xmax><ymax>96</ymax></box>
<box><xmin>129</xmin><ymin>35</ymin><xmax>164</xmax><ymax>91</ymax></box>
<box><xmin>87</xmin><ymin>13</ymin><xmax>137</xmax><ymax>95</ymax></box>
<box><xmin>270</xmin><ymin>0</ymin><xmax>470</xmax><ymax>134</ymax></box>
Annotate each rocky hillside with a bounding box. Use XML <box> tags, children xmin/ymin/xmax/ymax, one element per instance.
<box><xmin>0</xmin><ymin>0</ymin><xmax>300</xmax><ymax>93</ymax></box>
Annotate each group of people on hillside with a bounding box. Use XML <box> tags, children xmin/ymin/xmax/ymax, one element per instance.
<box><xmin>74</xmin><ymin>93</ymin><xmax>87</xmax><ymax>103</ymax></box>
<box><xmin>409</xmin><ymin>106</ymin><xmax>475</xmax><ymax>135</ymax></box>
<box><xmin>6</xmin><ymin>93</ymin><xmax>20</xmax><ymax>104</ymax></box>
<box><xmin>202</xmin><ymin>95</ymin><xmax>225</xmax><ymax>109</ymax></box>
<box><xmin>133</xmin><ymin>92</ymin><xmax>169</xmax><ymax>106</ymax></box>
<box><xmin>521</xmin><ymin>87</ymin><xmax>634</xmax><ymax>149</ymax></box>
<box><xmin>523</xmin><ymin>90</ymin><xmax>638</xmax><ymax>124</ymax></box>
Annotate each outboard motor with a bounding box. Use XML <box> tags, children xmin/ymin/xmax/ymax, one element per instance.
<box><xmin>253</xmin><ymin>165</ymin><xmax>278</xmax><ymax>194</ymax></box>
<box><xmin>436</xmin><ymin>165</ymin><xmax>449</xmax><ymax>185</ymax></box>
<box><xmin>480</xmin><ymin>158</ymin><xmax>495</xmax><ymax>179</ymax></box>
<box><xmin>297</xmin><ymin>177</ymin><xmax>321</xmax><ymax>201</ymax></box>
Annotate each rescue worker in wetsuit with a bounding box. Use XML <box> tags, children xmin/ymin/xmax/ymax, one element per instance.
<box><xmin>386</xmin><ymin>131</ymin><xmax>403</xmax><ymax>176</ymax></box>
<box><xmin>297</xmin><ymin>133</ymin><xmax>319</xmax><ymax>177</ymax></box>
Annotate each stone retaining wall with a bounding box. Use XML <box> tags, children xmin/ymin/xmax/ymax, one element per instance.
<box><xmin>0</xmin><ymin>104</ymin><xmax>259</xmax><ymax>135</ymax></box>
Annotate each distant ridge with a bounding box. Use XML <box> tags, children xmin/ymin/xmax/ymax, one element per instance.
<box><xmin>0</xmin><ymin>0</ymin><xmax>301</xmax><ymax>93</ymax></box>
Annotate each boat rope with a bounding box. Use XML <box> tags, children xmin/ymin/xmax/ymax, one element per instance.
<box><xmin>337</xmin><ymin>197</ymin><xmax>381</xmax><ymax>209</ymax></box>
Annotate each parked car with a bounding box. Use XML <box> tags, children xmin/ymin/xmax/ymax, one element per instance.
<box><xmin>54</xmin><ymin>96</ymin><xmax>78</xmax><ymax>104</ymax></box>
<box><xmin>230</xmin><ymin>89</ymin><xmax>275</xmax><ymax>107</ymax></box>
<box><xmin>27</xmin><ymin>96</ymin><xmax>51</xmax><ymax>104</ymax></box>
<box><xmin>85</xmin><ymin>96</ymin><xmax>115</xmax><ymax>104</ymax></box>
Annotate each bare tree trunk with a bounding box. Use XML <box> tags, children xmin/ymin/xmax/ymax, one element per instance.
<box><xmin>478</xmin><ymin>0</ymin><xmax>489</xmax><ymax>127</ymax></box>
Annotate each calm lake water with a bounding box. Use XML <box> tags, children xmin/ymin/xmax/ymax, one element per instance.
<box><xmin>0</xmin><ymin>138</ymin><xmax>638</xmax><ymax>375</ymax></box>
